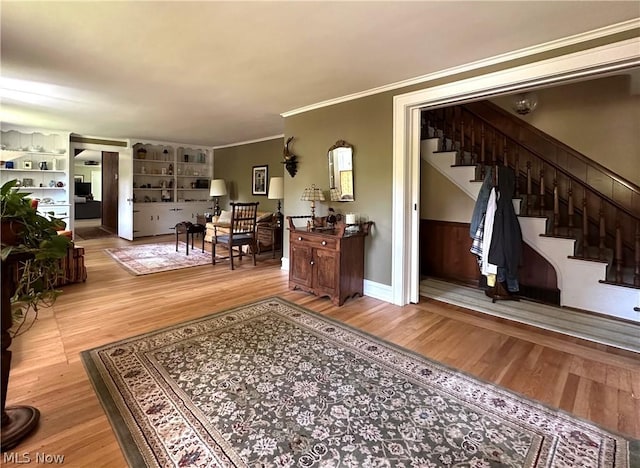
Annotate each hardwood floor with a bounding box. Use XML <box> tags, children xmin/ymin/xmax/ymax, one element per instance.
<box><xmin>3</xmin><ymin>235</ymin><xmax>639</xmax><ymax>465</ymax></box>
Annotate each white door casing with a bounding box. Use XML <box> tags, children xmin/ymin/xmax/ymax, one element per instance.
<box><xmin>70</xmin><ymin>139</ymin><xmax>133</xmax><ymax>240</ymax></box>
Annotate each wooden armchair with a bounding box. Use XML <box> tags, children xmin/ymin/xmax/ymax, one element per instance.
<box><xmin>211</xmin><ymin>202</ymin><xmax>259</xmax><ymax>270</ymax></box>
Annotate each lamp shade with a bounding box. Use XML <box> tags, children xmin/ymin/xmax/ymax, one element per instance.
<box><xmin>300</xmin><ymin>184</ymin><xmax>325</xmax><ymax>202</ymax></box>
<box><xmin>209</xmin><ymin>179</ymin><xmax>227</xmax><ymax>197</ymax></box>
<box><xmin>268</xmin><ymin>177</ymin><xmax>284</xmax><ymax>199</ymax></box>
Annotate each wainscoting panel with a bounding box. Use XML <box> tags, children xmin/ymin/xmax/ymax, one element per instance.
<box><xmin>420</xmin><ymin>219</ymin><xmax>560</xmax><ymax>304</ymax></box>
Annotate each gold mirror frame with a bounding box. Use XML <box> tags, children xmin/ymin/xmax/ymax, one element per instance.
<box><xmin>327</xmin><ymin>140</ymin><xmax>354</xmax><ymax>202</ymax></box>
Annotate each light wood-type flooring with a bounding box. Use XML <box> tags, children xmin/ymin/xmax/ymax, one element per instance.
<box><xmin>3</xmin><ymin>235</ymin><xmax>639</xmax><ymax>466</ymax></box>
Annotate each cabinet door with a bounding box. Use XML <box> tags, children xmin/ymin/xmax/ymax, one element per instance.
<box><xmin>290</xmin><ymin>243</ymin><xmax>313</xmax><ymax>287</ymax></box>
<box><xmin>157</xmin><ymin>205</ymin><xmax>180</xmax><ymax>235</ymax></box>
<box><xmin>133</xmin><ymin>205</ymin><xmax>153</xmax><ymax>237</ymax></box>
<box><xmin>313</xmin><ymin>248</ymin><xmax>338</xmax><ymax>296</ymax></box>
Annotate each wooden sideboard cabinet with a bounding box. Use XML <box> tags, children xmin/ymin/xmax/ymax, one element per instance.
<box><xmin>287</xmin><ymin>217</ymin><xmax>371</xmax><ymax>306</ymax></box>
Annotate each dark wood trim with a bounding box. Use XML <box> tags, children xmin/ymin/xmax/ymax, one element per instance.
<box><xmin>421</xmin><ymin>219</ymin><xmax>559</xmax><ymax>305</ymax></box>
<box><xmin>70</xmin><ymin>136</ymin><xmax>128</xmax><ymax>147</ymax></box>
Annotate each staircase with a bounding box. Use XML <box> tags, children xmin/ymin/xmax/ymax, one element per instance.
<box><xmin>420</xmin><ymin>104</ymin><xmax>640</xmax><ymax>323</ymax></box>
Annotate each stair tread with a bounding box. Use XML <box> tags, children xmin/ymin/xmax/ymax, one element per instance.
<box><xmin>540</xmin><ymin>233</ymin><xmax>576</xmax><ymax>240</ymax></box>
<box><xmin>599</xmin><ymin>279</ymin><xmax>640</xmax><ymax>290</ymax></box>
<box><xmin>567</xmin><ymin>255</ymin><xmax>609</xmax><ymax>264</ymax></box>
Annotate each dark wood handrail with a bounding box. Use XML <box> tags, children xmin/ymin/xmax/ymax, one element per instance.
<box><xmin>465</xmin><ymin>100</ymin><xmax>640</xmax><ymax>194</ymax></box>
<box><xmin>461</xmin><ymin>102</ymin><xmax>640</xmax><ymax>221</ymax></box>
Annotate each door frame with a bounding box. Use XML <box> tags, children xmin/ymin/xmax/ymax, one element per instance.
<box><xmin>391</xmin><ymin>37</ymin><xmax>640</xmax><ymax>306</ymax></box>
<box><xmin>69</xmin><ymin>139</ymin><xmax>133</xmax><ymax>240</ymax></box>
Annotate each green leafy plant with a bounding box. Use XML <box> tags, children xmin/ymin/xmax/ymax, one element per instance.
<box><xmin>1</xmin><ymin>179</ymin><xmax>72</xmax><ymax>336</ymax></box>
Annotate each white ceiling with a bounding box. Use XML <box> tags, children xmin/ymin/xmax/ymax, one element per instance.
<box><xmin>1</xmin><ymin>2</ymin><xmax>638</xmax><ymax>147</ymax></box>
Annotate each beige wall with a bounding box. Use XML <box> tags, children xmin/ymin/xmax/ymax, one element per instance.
<box><xmin>213</xmin><ymin>138</ymin><xmax>284</xmax><ymax>213</ymax></box>
<box><xmin>420</xmin><ymin>165</ymin><xmax>475</xmax><ymax>222</ymax></box>
<box><xmin>492</xmin><ymin>74</ymin><xmax>640</xmax><ymax>186</ymax></box>
<box><xmin>284</xmin><ymin>95</ymin><xmax>393</xmax><ymax>284</ymax></box>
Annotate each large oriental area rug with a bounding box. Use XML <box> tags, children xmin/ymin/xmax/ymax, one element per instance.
<box><xmin>105</xmin><ymin>242</ymin><xmax>209</xmax><ymax>275</ymax></box>
<box><xmin>81</xmin><ymin>298</ymin><xmax>638</xmax><ymax>467</ymax></box>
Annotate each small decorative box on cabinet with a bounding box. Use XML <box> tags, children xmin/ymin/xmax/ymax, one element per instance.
<box><xmin>287</xmin><ymin>217</ymin><xmax>372</xmax><ymax>306</ymax></box>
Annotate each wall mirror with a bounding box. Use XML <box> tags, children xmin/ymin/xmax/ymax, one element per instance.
<box><xmin>327</xmin><ymin>140</ymin><xmax>354</xmax><ymax>201</ymax></box>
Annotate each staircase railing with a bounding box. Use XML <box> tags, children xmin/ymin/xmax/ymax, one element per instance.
<box><xmin>422</xmin><ymin>102</ymin><xmax>640</xmax><ymax>288</ymax></box>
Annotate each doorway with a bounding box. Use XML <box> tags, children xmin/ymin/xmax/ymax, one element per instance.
<box><xmin>391</xmin><ymin>38</ymin><xmax>639</xmax><ymax>306</ymax></box>
<box><xmin>73</xmin><ymin>149</ymin><xmax>118</xmax><ymax>240</ymax></box>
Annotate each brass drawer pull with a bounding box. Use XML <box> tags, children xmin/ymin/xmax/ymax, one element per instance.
<box><xmin>321</xmin><ymin>241</ymin><xmax>327</xmax><ymax>246</ymax></box>
<box><xmin>298</xmin><ymin>236</ymin><xmax>303</xmax><ymax>241</ymax></box>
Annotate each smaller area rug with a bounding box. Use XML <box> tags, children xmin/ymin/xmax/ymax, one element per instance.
<box><xmin>75</xmin><ymin>225</ymin><xmax>117</xmax><ymax>240</ymax></box>
<box><xmin>105</xmin><ymin>241</ymin><xmax>209</xmax><ymax>275</ymax></box>
<box><xmin>82</xmin><ymin>298</ymin><xmax>638</xmax><ymax>467</ymax></box>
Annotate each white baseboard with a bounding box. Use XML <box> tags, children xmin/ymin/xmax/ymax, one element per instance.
<box><xmin>363</xmin><ymin>280</ymin><xmax>393</xmax><ymax>303</ymax></box>
<box><xmin>280</xmin><ymin>258</ymin><xmax>392</xmax><ymax>304</ymax></box>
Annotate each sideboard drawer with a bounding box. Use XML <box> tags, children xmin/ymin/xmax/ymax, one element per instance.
<box><xmin>291</xmin><ymin>234</ymin><xmax>337</xmax><ymax>250</ymax></box>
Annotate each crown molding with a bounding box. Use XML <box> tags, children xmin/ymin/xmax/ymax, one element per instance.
<box><xmin>213</xmin><ymin>134</ymin><xmax>284</xmax><ymax>150</ymax></box>
<box><xmin>282</xmin><ymin>18</ymin><xmax>640</xmax><ymax>118</ymax></box>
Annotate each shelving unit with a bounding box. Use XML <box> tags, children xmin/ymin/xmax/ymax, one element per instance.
<box><xmin>1</xmin><ymin>129</ymin><xmax>70</xmax><ymax>223</ymax></box>
<box><xmin>131</xmin><ymin>141</ymin><xmax>213</xmax><ymax>237</ymax></box>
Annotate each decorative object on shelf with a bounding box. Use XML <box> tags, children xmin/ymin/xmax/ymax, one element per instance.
<box><xmin>282</xmin><ymin>136</ymin><xmax>298</xmax><ymax>178</ymax></box>
<box><xmin>345</xmin><ymin>213</ymin><xmax>357</xmax><ymax>225</ymax></box>
<box><xmin>209</xmin><ymin>179</ymin><xmax>227</xmax><ymax>216</ymax></box>
<box><xmin>22</xmin><ymin>161</ymin><xmax>32</xmax><ymax>170</ymax></box>
<box><xmin>38</xmin><ymin>161</ymin><xmax>48</xmax><ymax>171</ymax></box>
<box><xmin>300</xmin><ymin>184</ymin><xmax>325</xmax><ymax>221</ymax></box>
<box><xmin>252</xmin><ymin>165</ymin><xmax>268</xmax><ymax>195</ymax></box>
<box><xmin>512</xmin><ymin>92</ymin><xmax>538</xmax><ymax>115</ymax></box>
<box><xmin>136</xmin><ymin>147</ymin><xmax>147</xmax><ymax>159</ymax></box>
<box><xmin>163</xmin><ymin>148</ymin><xmax>169</xmax><ymax>161</ymax></box>
<box><xmin>168</xmin><ymin>164</ymin><xmax>173</xmax><ymax>175</ymax></box>
<box><xmin>328</xmin><ymin>140</ymin><xmax>354</xmax><ymax>201</ymax></box>
<box><xmin>267</xmin><ymin>176</ymin><xmax>284</xmax><ymax>225</ymax></box>
<box><xmin>5</xmin><ymin>162</ymin><xmax>14</xmax><ymax>169</ymax></box>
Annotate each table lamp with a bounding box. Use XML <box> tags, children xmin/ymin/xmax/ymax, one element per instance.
<box><xmin>209</xmin><ymin>179</ymin><xmax>227</xmax><ymax>216</ymax></box>
<box><xmin>268</xmin><ymin>177</ymin><xmax>284</xmax><ymax>225</ymax></box>
<box><xmin>300</xmin><ymin>184</ymin><xmax>325</xmax><ymax>222</ymax></box>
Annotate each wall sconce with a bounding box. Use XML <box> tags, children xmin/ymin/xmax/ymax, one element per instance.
<box><xmin>300</xmin><ymin>184</ymin><xmax>325</xmax><ymax>220</ymax></box>
<box><xmin>512</xmin><ymin>92</ymin><xmax>538</xmax><ymax>115</ymax></box>
<box><xmin>209</xmin><ymin>179</ymin><xmax>227</xmax><ymax>216</ymax></box>
<box><xmin>267</xmin><ymin>176</ymin><xmax>284</xmax><ymax>225</ymax></box>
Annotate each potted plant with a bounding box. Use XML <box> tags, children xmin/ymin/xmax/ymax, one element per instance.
<box><xmin>1</xmin><ymin>179</ymin><xmax>72</xmax><ymax>336</ymax></box>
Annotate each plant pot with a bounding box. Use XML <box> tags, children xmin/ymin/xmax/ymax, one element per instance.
<box><xmin>1</xmin><ymin>220</ymin><xmax>24</xmax><ymax>246</ymax></box>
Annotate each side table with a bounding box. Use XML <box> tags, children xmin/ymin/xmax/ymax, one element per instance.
<box><xmin>256</xmin><ymin>223</ymin><xmax>282</xmax><ymax>259</ymax></box>
<box><xmin>175</xmin><ymin>222</ymin><xmax>205</xmax><ymax>255</ymax></box>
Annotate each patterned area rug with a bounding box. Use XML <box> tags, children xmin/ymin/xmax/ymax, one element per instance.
<box><xmin>81</xmin><ymin>298</ymin><xmax>638</xmax><ymax>467</ymax></box>
<box><xmin>104</xmin><ymin>241</ymin><xmax>209</xmax><ymax>275</ymax></box>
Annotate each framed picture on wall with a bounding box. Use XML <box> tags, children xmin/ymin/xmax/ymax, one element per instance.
<box><xmin>252</xmin><ymin>165</ymin><xmax>268</xmax><ymax>195</ymax></box>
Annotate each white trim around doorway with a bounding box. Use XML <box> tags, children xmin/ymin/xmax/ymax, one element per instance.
<box><xmin>391</xmin><ymin>37</ymin><xmax>640</xmax><ymax>306</ymax></box>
